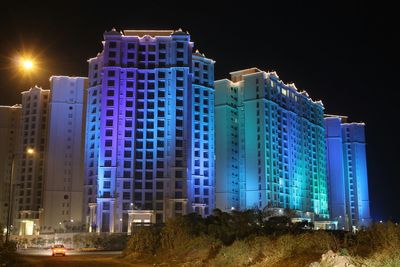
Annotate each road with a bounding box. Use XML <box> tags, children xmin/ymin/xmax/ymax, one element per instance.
<box><xmin>15</xmin><ymin>249</ymin><xmax>151</xmax><ymax>267</ymax></box>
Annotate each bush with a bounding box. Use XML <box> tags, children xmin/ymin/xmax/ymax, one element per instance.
<box><xmin>123</xmin><ymin>211</ymin><xmax>400</xmax><ymax>266</ymax></box>
<box><xmin>210</xmin><ymin>231</ymin><xmax>337</xmax><ymax>267</ymax></box>
<box><xmin>352</xmin><ymin>222</ymin><xmax>400</xmax><ymax>257</ymax></box>
<box><xmin>124</xmin><ymin>227</ymin><xmax>160</xmax><ymax>256</ymax></box>
<box><xmin>210</xmin><ymin>237</ymin><xmax>269</xmax><ymax>267</ymax></box>
<box><xmin>0</xmin><ymin>241</ymin><xmax>17</xmax><ymax>266</ymax></box>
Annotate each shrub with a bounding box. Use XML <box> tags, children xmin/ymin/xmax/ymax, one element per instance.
<box><xmin>350</xmin><ymin>222</ymin><xmax>400</xmax><ymax>257</ymax></box>
<box><xmin>124</xmin><ymin>227</ymin><xmax>160</xmax><ymax>255</ymax></box>
<box><xmin>0</xmin><ymin>241</ymin><xmax>17</xmax><ymax>266</ymax></box>
<box><xmin>210</xmin><ymin>237</ymin><xmax>270</xmax><ymax>267</ymax></box>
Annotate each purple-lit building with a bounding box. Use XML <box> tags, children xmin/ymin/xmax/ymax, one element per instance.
<box><xmin>84</xmin><ymin>29</ymin><xmax>215</xmax><ymax>233</ymax></box>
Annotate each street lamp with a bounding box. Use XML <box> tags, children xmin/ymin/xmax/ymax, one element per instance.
<box><xmin>5</xmin><ymin>148</ymin><xmax>35</xmax><ymax>245</ymax></box>
<box><xmin>19</xmin><ymin>57</ymin><xmax>35</xmax><ymax>72</ymax></box>
<box><xmin>26</xmin><ymin>148</ymin><xmax>35</xmax><ymax>155</ymax></box>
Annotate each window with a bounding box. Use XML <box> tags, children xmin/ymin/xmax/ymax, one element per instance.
<box><xmin>134</xmin><ymin>192</ymin><xmax>142</xmax><ymax>201</ymax></box>
<box><xmin>145</xmin><ymin>182</ymin><xmax>153</xmax><ymax>189</ymax></box>
<box><xmin>156</xmin><ymin>182</ymin><xmax>163</xmax><ymax>190</ymax></box>
<box><xmin>175</xmin><ymin>202</ymin><xmax>182</xmax><ymax>210</ymax></box>
<box><xmin>123</xmin><ymin>141</ymin><xmax>132</xmax><ymax>148</ymax></box>
<box><xmin>109</xmin><ymin>42</ymin><xmax>116</xmax><ymax>48</ymax></box>
<box><xmin>107</xmin><ymin>80</ymin><xmax>115</xmax><ymax>86</ymax></box>
<box><xmin>156</xmin><ymin>203</ymin><xmax>163</xmax><ymax>211</ymax></box>
<box><xmin>105</xmin><ymin>140</ymin><xmax>112</xmax><ymax>147</ymax></box>
<box><xmin>156</xmin><ymin>192</ymin><xmax>163</xmax><ymax>200</ymax></box>
<box><xmin>145</xmin><ymin>193</ymin><xmax>153</xmax><ymax>201</ymax></box>
<box><xmin>175</xmin><ymin>181</ymin><xmax>183</xmax><ymax>189</ymax></box>
<box><xmin>158</xmin><ymin>72</ymin><xmax>165</xmax><ymax>78</ymax></box>
<box><xmin>105</xmin><ymin>130</ymin><xmax>113</xmax><ymax>136</ymax></box>
<box><xmin>104</xmin><ymin>181</ymin><xmax>111</xmax><ymax>189</ymax></box>
<box><xmin>125</xmin><ymin>110</ymin><xmax>132</xmax><ymax>117</ymax></box>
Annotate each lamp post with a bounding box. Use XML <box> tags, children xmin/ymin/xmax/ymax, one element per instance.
<box><xmin>5</xmin><ymin>154</ymin><xmax>16</xmax><ymax>245</ymax></box>
<box><xmin>5</xmin><ymin>148</ymin><xmax>35</xmax><ymax>245</ymax></box>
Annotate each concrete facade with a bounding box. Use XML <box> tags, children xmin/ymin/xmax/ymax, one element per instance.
<box><xmin>0</xmin><ymin>105</ymin><xmax>21</xmax><ymax>229</ymax></box>
<box><xmin>42</xmin><ymin>76</ymin><xmax>88</xmax><ymax>232</ymax></box>
<box><xmin>15</xmin><ymin>86</ymin><xmax>50</xmax><ymax>235</ymax></box>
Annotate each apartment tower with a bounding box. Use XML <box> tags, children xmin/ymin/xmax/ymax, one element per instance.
<box><xmin>0</xmin><ymin>105</ymin><xmax>21</xmax><ymax>228</ymax></box>
<box><xmin>42</xmin><ymin>76</ymin><xmax>88</xmax><ymax>232</ymax></box>
<box><xmin>215</xmin><ymin>68</ymin><xmax>329</xmax><ymax>219</ymax></box>
<box><xmin>325</xmin><ymin>115</ymin><xmax>371</xmax><ymax>229</ymax></box>
<box><xmin>84</xmin><ymin>29</ymin><xmax>215</xmax><ymax>233</ymax></box>
<box><xmin>15</xmin><ymin>86</ymin><xmax>50</xmax><ymax>235</ymax></box>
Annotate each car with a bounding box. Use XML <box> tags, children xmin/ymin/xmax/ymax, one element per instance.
<box><xmin>51</xmin><ymin>244</ymin><xmax>66</xmax><ymax>256</ymax></box>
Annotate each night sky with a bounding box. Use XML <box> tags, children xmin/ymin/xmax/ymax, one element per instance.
<box><xmin>0</xmin><ymin>1</ymin><xmax>398</xmax><ymax>221</ymax></box>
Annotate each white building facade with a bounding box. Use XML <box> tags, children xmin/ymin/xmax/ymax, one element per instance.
<box><xmin>42</xmin><ymin>76</ymin><xmax>88</xmax><ymax>232</ymax></box>
<box><xmin>0</xmin><ymin>105</ymin><xmax>21</xmax><ymax>229</ymax></box>
<box><xmin>15</xmin><ymin>86</ymin><xmax>50</xmax><ymax>235</ymax></box>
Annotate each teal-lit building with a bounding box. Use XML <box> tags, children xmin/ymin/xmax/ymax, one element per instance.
<box><xmin>215</xmin><ymin>68</ymin><xmax>329</xmax><ymax>219</ymax></box>
<box><xmin>325</xmin><ymin>115</ymin><xmax>371</xmax><ymax>230</ymax></box>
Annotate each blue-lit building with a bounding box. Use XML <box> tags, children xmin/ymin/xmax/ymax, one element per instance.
<box><xmin>84</xmin><ymin>29</ymin><xmax>215</xmax><ymax>233</ymax></box>
<box><xmin>325</xmin><ymin>115</ymin><xmax>371</xmax><ymax>230</ymax></box>
<box><xmin>215</xmin><ymin>68</ymin><xmax>329</xmax><ymax>220</ymax></box>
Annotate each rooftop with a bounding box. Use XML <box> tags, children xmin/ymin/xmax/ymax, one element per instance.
<box><xmin>123</xmin><ymin>30</ymin><xmax>175</xmax><ymax>37</ymax></box>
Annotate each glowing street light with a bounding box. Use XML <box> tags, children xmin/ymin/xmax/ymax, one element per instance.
<box><xmin>22</xmin><ymin>59</ymin><xmax>33</xmax><ymax>70</ymax></box>
<box><xmin>5</xmin><ymin>147</ymin><xmax>36</xmax><ymax>245</ymax></box>
<box><xmin>19</xmin><ymin>57</ymin><xmax>35</xmax><ymax>72</ymax></box>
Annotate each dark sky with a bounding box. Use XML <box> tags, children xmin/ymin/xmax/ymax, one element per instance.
<box><xmin>0</xmin><ymin>1</ymin><xmax>398</xmax><ymax>221</ymax></box>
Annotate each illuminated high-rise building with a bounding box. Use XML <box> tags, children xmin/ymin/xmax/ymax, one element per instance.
<box><xmin>0</xmin><ymin>105</ymin><xmax>21</xmax><ymax>228</ymax></box>
<box><xmin>15</xmin><ymin>86</ymin><xmax>50</xmax><ymax>235</ymax></box>
<box><xmin>215</xmin><ymin>68</ymin><xmax>329</xmax><ymax>219</ymax></box>
<box><xmin>325</xmin><ymin>115</ymin><xmax>371</xmax><ymax>229</ymax></box>
<box><xmin>84</xmin><ymin>29</ymin><xmax>215</xmax><ymax>233</ymax></box>
<box><xmin>42</xmin><ymin>76</ymin><xmax>88</xmax><ymax>232</ymax></box>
